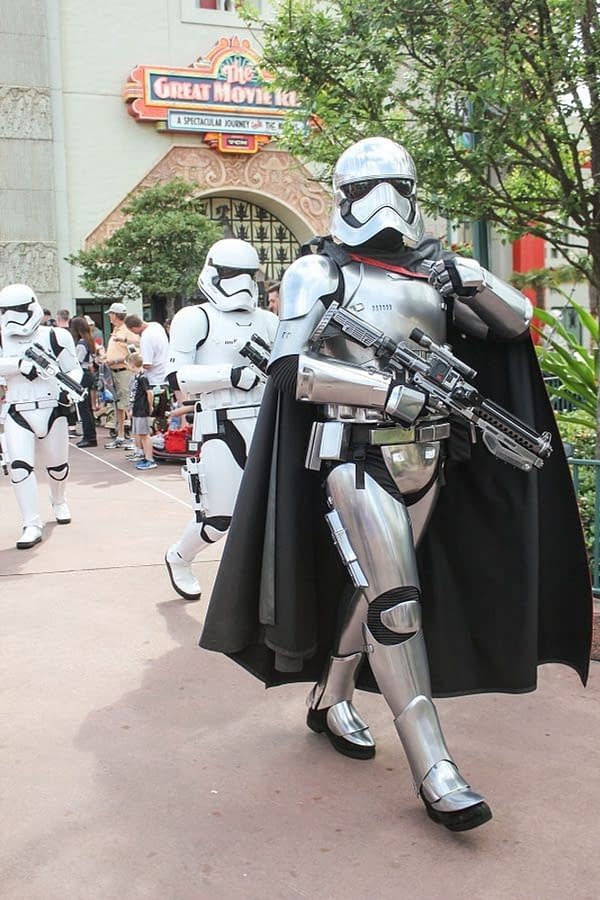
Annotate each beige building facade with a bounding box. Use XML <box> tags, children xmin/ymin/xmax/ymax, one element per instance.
<box><xmin>0</xmin><ymin>0</ymin><xmax>330</xmax><ymax>330</ymax></box>
<box><xmin>1</xmin><ymin>0</ymin><xmax>585</xmax><ymax>337</ymax></box>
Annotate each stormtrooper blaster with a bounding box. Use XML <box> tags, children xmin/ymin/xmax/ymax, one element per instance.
<box><xmin>312</xmin><ymin>302</ymin><xmax>553</xmax><ymax>472</ymax></box>
<box><xmin>238</xmin><ymin>333</ymin><xmax>271</xmax><ymax>383</ymax></box>
<box><xmin>23</xmin><ymin>343</ymin><xmax>88</xmax><ymax>403</ymax></box>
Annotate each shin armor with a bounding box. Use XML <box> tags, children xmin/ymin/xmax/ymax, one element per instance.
<box><xmin>318</xmin><ymin>463</ymin><xmax>489</xmax><ymax>825</ymax></box>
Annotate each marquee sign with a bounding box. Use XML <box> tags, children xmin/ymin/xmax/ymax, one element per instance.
<box><xmin>123</xmin><ymin>35</ymin><xmax>299</xmax><ymax>154</ymax></box>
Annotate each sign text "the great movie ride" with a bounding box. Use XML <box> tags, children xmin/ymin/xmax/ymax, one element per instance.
<box><xmin>123</xmin><ymin>35</ymin><xmax>299</xmax><ymax>154</ymax></box>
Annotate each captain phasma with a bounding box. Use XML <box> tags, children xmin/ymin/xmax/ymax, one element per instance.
<box><xmin>267</xmin><ymin>135</ymin><xmax>540</xmax><ymax>832</ymax></box>
<box><xmin>164</xmin><ymin>238</ymin><xmax>279</xmax><ymax>600</ymax></box>
<box><xmin>201</xmin><ymin>134</ymin><xmax>587</xmax><ymax>835</ymax></box>
<box><xmin>0</xmin><ymin>283</ymin><xmax>82</xmax><ymax>549</ymax></box>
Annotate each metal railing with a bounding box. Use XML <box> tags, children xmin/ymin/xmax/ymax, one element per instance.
<box><xmin>568</xmin><ymin>457</ymin><xmax>600</xmax><ymax>597</ymax></box>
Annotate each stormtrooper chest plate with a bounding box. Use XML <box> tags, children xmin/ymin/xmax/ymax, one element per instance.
<box><xmin>320</xmin><ymin>262</ymin><xmax>446</xmax><ymax>369</ymax></box>
<box><xmin>199</xmin><ymin>305</ymin><xmax>262</xmax><ymax>366</ymax></box>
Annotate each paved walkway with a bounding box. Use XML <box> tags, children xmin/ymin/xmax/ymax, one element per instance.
<box><xmin>1</xmin><ymin>427</ymin><xmax>599</xmax><ymax>900</ymax></box>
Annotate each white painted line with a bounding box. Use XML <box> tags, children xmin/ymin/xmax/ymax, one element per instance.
<box><xmin>73</xmin><ymin>445</ymin><xmax>192</xmax><ymax>509</ymax></box>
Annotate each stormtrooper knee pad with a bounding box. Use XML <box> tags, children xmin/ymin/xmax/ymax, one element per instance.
<box><xmin>198</xmin><ymin>513</ymin><xmax>231</xmax><ymax>543</ymax></box>
<box><xmin>47</xmin><ymin>462</ymin><xmax>69</xmax><ymax>482</ymax></box>
<box><xmin>10</xmin><ymin>459</ymin><xmax>34</xmax><ymax>485</ymax></box>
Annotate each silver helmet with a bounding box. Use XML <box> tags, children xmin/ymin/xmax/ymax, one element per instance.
<box><xmin>197</xmin><ymin>238</ymin><xmax>260</xmax><ymax>312</ymax></box>
<box><xmin>0</xmin><ymin>283</ymin><xmax>44</xmax><ymax>339</ymax></box>
<box><xmin>331</xmin><ymin>137</ymin><xmax>424</xmax><ymax>247</ymax></box>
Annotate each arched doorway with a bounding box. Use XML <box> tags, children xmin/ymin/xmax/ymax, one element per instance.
<box><xmin>82</xmin><ymin>146</ymin><xmax>331</xmax><ymax>319</ymax></box>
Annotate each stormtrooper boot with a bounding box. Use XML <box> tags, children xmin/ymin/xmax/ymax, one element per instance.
<box><xmin>165</xmin><ymin>545</ymin><xmax>201</xmax><ymax>601</ymax></box>
<box><xmin>16</xmin><ymin>523</ymin><xmax>43</xmax><ymax>550</ymax></box>
<box><xmin>12</xmin><ymin>475</ymin><xmax>43</xmax><ymax>548</ymax></box>
<box><xmin>306</xmin><ymin>653</ymin><xmax>376</xmax><ymax>760</ymax></box>
<box><xmin>52</xmin><ymin>500</ymin><xmax>71</xmax><ymax>524</ymax></box>
<box><xmin>366</xmin><ymin>613</ymin><xmax>492</xmax><ymax>832</ymax></box>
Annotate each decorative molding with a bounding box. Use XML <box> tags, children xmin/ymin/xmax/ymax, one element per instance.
<box><xmin>0</xmin><ymin>242</ymin><xmax>59</xmax><ymax>291</ymax></box>
<box><xmin>0</xmin><ymin>86</ymin><xmax>52</xmax><ymax>140</ymax></box>
<box><xmin>85</xmin><ymin>147</ymin><xmax>330</xmax><ymax>248</ymax></box>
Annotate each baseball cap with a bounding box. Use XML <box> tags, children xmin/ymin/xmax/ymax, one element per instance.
<box><xmin>84</xmin><ymin>315</ymin><xmax>96</xmax><ymax>326</ymax></box>
<box><xmin>107</xmin><ymin>302</ymin><xmax>127</xmax><ymax>315</ymax></box>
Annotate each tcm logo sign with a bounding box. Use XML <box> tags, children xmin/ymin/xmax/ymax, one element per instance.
<box><xmin>123</xmin><ymin>35</ymin><xmax>298</xmax><ymax>153</ymax></box>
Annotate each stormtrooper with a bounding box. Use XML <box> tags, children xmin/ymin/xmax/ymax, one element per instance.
<box><xmin>0</xmin><ymin>283</ymin><xmax>82</xmax><ymax>549</ymax></box>
<box><xmin>164</xmin><ymin>238</ymin><xmax>279</xmax><ymax>600</ymax></box>
<box><xmin>199</xmin><ymin>138</ymin><xmax>592</xmax><ymax>832</ymax></box>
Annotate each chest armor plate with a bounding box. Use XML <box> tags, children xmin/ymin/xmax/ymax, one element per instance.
<box><xmin>4</xmin><ymin>327</ymin><xmax>64</xmax><ymax>404</ymax></box>
<box><xmin>198</xmin><ymin>305</ymin><xmax>268</xmax><ymax>366</ymax></box>
<box><xmin>320</xmin><ymin>262</ymin><xmax>446</xmax><ymax>369</ymax></box>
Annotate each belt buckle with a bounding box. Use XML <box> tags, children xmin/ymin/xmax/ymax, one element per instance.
<box><xmin>368</xmin><ymin>425</ymin><xmax>414</xmax><ymax>446</ymax></box>
<box><xmin>417</xmin><ymin>424</ymin><xmax>435</xmax><ymax>442</ymax></box>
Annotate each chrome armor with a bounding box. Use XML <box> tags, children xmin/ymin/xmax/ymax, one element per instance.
<box><xmin>0</xmin><ymin>284</ymin><xmax>82</xmax><ymax>549</ymax></box>
<box><xmin>331</xmin><ymin>137</ymin><xmax>425</xmax><ymax>247</ymax></box>
<box><xmin>165</xmin><ymin>240</ymin><xmax>279</xmax><ymax>601</ymax></box>
<box><xmin>272</xmin><ymin>246</ymin><xmax>511</xmax><ymax>830</ymax></box>
<box><xmin>266</xmin><ymin>133</ymin><xmax>535</xmax><ymax>830</ymax></box>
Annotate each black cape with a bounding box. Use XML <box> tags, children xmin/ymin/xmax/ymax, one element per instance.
<box><xmin>200</xmin><ymin>243</ymin><xmax>592</xmax><ymax>697</ymax></box>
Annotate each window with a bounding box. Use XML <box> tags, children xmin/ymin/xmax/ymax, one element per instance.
<box><xmin>181</xmin><ymin>0</ymin><xmax>269</xmax><ymax>22</ymax></box>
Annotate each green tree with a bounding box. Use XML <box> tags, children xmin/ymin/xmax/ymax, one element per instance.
<box><xmin>67</xmin><ymin>180</ymin><xmax>222</xmax><ymax>306</ymax></box>
<box><xmin>248</xmin><ymin>0</ymin><xmax>600</xmax><ymax>311</ymax></box>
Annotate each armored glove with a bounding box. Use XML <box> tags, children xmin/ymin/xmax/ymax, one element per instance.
<box><xmin>230</xmin><ymin>366</ymin><xmax>260</xmax><ymax>392</ymax></box>
<box><xmin>385</xmin><ymin>382</ymin><xmax>427</xmax><ymax>425</ymax></box>
<box><xmin>428</xmin><ymin>258</ymin><xmax>484</xmax><ymax>300</ymax></box>
<box><xmin>18</xmin><ymin>357</ymin><xmax>38</xmax><ymax>380</ymax></box>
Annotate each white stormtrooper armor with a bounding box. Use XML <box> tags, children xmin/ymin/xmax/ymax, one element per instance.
<box><xmin>164</xmin><ymin>239</ymin><xmax>279</xmax><ymax>600</ymax></box>
<box><xmin>267</xmin><ymin>138</ymin><xmax>532</xmax><ymax>831</ymax></box>
<box><xmin>0</xmin><ymin>283</ymin><xmax>82</xmax><ymax>549</ymax></box>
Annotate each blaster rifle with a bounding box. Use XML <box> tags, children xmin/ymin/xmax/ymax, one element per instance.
<box><xmin>24</xmin><ymin>343</ymin><xmax>88</xmax><ymax>403</ymax></box>
<box><xmin>238</xmin><ymin>332</ymin><xmax>271</xmax><ymax>384</ymax></box>
<box><xmin>311</xmin><ymin>302</ymin><xmax>552</xmax><ymax>472</ymax></box>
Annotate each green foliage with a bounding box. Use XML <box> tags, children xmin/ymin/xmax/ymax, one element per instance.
<box><xmin>536</xmin><ymin>301</ymin><xmax>599</xmax><ymax>574</ymax></box>
<box><xmin>557</xmin><ymin>415</ymin><xmax>596</xmax><ymax>573</ymax></box>
<box><xmin>534</xmin><ymin>300</ymin><xmax>598</xmax><ymax>428</ymax></box>
<box><xmin>251</xmin><ymin>0</ymin><xmax>600</xmax><ymax>293</ymax></box>
<box><xmin>67</xmin><ymin>180</ymin><xmax>223</xmax><ymax>303</ymax></box>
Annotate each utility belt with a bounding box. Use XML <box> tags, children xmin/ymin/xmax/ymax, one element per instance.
<box><xmin>10</xmin><ymin>398</ymin><xmax>59</xmax><ymax>412</ymax></box>
<box><xmin>190</xmin><ymin>404</ymin><xmax>261</xmax><ymax>449</ymax></box>
<box><xmin>305</xmin><ymin>419</ymin><xmax>450</xmax><ymax>471</ymax></box>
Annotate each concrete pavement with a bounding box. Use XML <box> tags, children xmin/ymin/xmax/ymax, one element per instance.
<box><xmin>1</xmin><ymin>427</ymin><xmax>599</xmax><ymax>900</ymax></box>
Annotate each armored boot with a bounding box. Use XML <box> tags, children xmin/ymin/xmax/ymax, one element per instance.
<box><xmin>365</xmin><ymin>594</ymin><xmax>492</xmax><ymax>832</ymax></box>
<box><xmin>306</xmin><ymin>651</ymin><xmax>375</xmax><ymax>759</ymax></box>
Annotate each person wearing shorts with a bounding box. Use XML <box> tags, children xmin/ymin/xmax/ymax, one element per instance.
<box><xmin>125</xmin><ymin>352</ymin><xmax>157</xmax><ymax>470</ymax></box>
<box><xmin>101</xmin><ymin>302</ymin><xmax>139</xmax><ymax>448</ymax></box>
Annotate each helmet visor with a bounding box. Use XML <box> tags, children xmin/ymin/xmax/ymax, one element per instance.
<box><xmin>341</xmin><ymin>178</ymin><xmax>415</xmax><ymax>202</ymax></box>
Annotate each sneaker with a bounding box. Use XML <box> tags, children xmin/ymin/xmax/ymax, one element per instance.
<box><xmin>104</xmin><ymin>437</ymin><xmax>127</xmax><ymax>449</ymax></box>
<box><xmin>135</xmin><ymin>459</ymin><xmax>158</xmax><ymax>470</ymax></box>
<box><xmin>125</xmin><ymin>450</ymin><xmax>144</xmax><ymax>460</ymax></box>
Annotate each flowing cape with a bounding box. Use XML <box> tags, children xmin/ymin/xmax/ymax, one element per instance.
<box><xmin>200</xmin><ymin>250</ymin><xmax>592</xmax><ymax>696</ymax></box>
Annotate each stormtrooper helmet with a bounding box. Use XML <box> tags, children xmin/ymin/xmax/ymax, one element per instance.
<box><xmin>198</xmin><ymin>239</ymin><xmax>260</xmax><ymax>312</ymax></box>
<box><xmin>331</xmin><ymin>137</ymin><xmax>424</xmax><ymax>247</ymax></box>
<box><xmin>0</xmin><ymin>283</ymin><xmax>44</xmax><ymax>339</ymax></box>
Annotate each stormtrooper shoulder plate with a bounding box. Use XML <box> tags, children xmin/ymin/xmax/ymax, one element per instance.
<box><xmin>167</xmin><ymin>305</ymin><xmax>209</xmax><ymax>373</ymax></box>
<box><xmin>279</xmin><ymin>254</ymin><xmax>341</xmax><ymax>320</ymax></box>
<box><xmin>269</xmin><ymin>255</ymin><xmax>342</xmax><ymax>364</ymax></box>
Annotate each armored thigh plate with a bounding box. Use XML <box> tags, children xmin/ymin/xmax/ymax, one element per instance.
<box><xmin>325</xmin><ymin>464</ymin><xmax>420</xmax><ymax>600</ymax></box>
